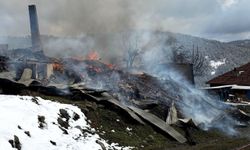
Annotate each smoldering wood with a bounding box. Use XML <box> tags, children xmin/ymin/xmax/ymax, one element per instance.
<box><xmin>0</xmin><ymin>58</ymin><xmax>250</xmax><ymax>144</ymax></box>
<box><xmin>63</xmin><ymin>60</ymin><xmax>179</xmax><ymax>106</ymax></box>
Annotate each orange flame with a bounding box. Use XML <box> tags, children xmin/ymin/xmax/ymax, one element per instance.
<box><xmin>106</xmin><ymin>63</ymin><xmax>115</xmax><ymax>69</ymax></box>
<box><xmin>87</xmin><ymin>51</ymin><xmax>100</xmax><ymax>60</ymax></box>
<box><xmin>53</xmin><ymin>63</ymin><xmax>64</xmax><ymax>72</ymax></box>
<box><xmin>86</xmin><ymin>50</ymin><xmax>116</xmax><ymax>70</ymax></box>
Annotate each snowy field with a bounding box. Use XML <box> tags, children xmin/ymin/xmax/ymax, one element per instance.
<box><xmin>0</xmin><ymin>95</ymin><xmax>132</xmax><ymax>150</ymax></box>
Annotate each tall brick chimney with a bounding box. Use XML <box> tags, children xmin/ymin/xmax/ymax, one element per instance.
<box><xmin>29</xmin><ymin>5</ymin><xmax>43</xmax><ymax>53</ymax></box>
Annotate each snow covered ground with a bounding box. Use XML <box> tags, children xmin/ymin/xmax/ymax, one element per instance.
<box><xmin>0</xmin><ymin>95</ymin><xmax>132</xmax><ymax>150</ymax></box>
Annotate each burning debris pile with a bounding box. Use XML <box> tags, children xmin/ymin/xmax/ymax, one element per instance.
<box><xmin>1</xmin><ymin>55</ymin><xmax>250</xmax><ymax>144</ymax></box>
<box><xmin>0</xmin><ymin>4</ymin><xmax>250</xmax><ymax>148</ymax></box>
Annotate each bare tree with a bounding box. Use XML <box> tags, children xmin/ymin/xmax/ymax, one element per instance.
<box><xmin>191</xmin><ymin>45</ymin><xmax>206</xmax><ymax>76</ymax></box>
<box><xmin>164</xmin><ymin>34</ymin><xmax>188</xmax><ymax>63</ymax></box>
<box><xmin>126</xmin><ymin>48</ymin><xmax>140</xmax><ymax>69</ymax></box>
<box><xmin>171</xmin><ymin>43</ymin><xmax>206</xmax><ymax>76</ymax></box>
<box><xmin>171</xmin><ymin>45</ymin><xmax>186</xmax><ymax>63</ymax></box>
<box><xmin>120</xmin><ymin>31</ymin><xmax>141</xmax><ymax>70</ymax></box>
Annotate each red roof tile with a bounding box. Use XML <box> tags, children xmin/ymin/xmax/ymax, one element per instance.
<box><xmin>207</xmin><ymin>62</ymin><xmax>250</xmax><ymax>86</ymax></box>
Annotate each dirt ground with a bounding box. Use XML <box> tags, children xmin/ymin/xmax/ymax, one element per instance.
<box><xmin>35</xmin><ymin>94</ymin><xmax>250</xmax><ymax>150</ymax></box>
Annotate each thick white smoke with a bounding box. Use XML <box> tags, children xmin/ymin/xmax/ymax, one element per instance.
<box><xmin>136</xmin><ymin>31</ymin><xmax>239</xmax><ymax>135</ymax></box>
<box><xmin>42</xmin><ymin>35</ymin><xmax>95</xmax><ymax>58</ymax></box>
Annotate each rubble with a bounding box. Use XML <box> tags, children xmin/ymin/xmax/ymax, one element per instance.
<box><xmin>1</xmin><ymin>55</ymin><xmax>250</xmax><ymax>143</ymax></box>
<box><xmin>0</xmin><ymin>63</ymin><xmax>249</xmax><ymax>144</ymax></box>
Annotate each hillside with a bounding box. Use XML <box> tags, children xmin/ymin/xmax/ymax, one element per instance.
<box><xmin>227</xmin><ymin>40</ymin><xmax>250</xmax><ymax>49</ymax></box>
<box><xmin>172</xmin><ymin>33</ymin><xmax>250</xmax><ymax>86</ymax></box>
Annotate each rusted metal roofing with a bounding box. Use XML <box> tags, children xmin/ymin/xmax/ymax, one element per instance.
<box><xmin>207</xmin><ymin>62</ymin><xmax>250</xmax><ymax>86</ymax></box>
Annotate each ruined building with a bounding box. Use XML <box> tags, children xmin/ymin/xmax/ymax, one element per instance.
<box><xmin>14</xmin><ymin>5</ymin><xmax>54</xmax><ymax>80</ymax></box>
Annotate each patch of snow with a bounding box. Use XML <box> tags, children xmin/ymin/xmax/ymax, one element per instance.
<box><xmin>0</xmin><ymin>95</ymin><xmax>132</xmax><ymax>150</ymax></box>
<box><xmin>126</xmin><ymin>127</ymin><xmax>132</xmax><ymax>132</ymax></box>
<box><xmin>210</xmin><ymin>59</ymin><xmax>226</xmax><ymax>75</ymax></box>
<box><xmin>210</xmin><ymin>59</ymin><xmax>226</xmax><ymax>69</ymax></box>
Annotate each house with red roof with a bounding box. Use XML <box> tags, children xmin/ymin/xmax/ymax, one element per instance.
<box><xmin>206</xmin><ymin>62</ymin><xmax>250</xmax><ymax>102</ymax></box>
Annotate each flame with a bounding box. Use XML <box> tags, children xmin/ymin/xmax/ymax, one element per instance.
<box><xmin>53</xmin><ymin>62</ymin><xmax>64</xmax><ymax>72</ymax></box>
<box><xmin>87</xmin><ymin>51</ymin><xmax>100</xmax><ymax>60</ymax></box>
<box><xmin>86</xmin><ymin>51</ymin><xmax>116</xmax><ymax>69</ymax></box>
<box><xmin>106</xmin><ymin>63</ymin><xmax>115</xmax><ymax>69</ymax></box>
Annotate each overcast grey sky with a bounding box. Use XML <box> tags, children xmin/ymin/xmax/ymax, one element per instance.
<box><xmin>0</xmin><ymin>0</ymin><xmax>249</xmax><ymax>41</ymax></box>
